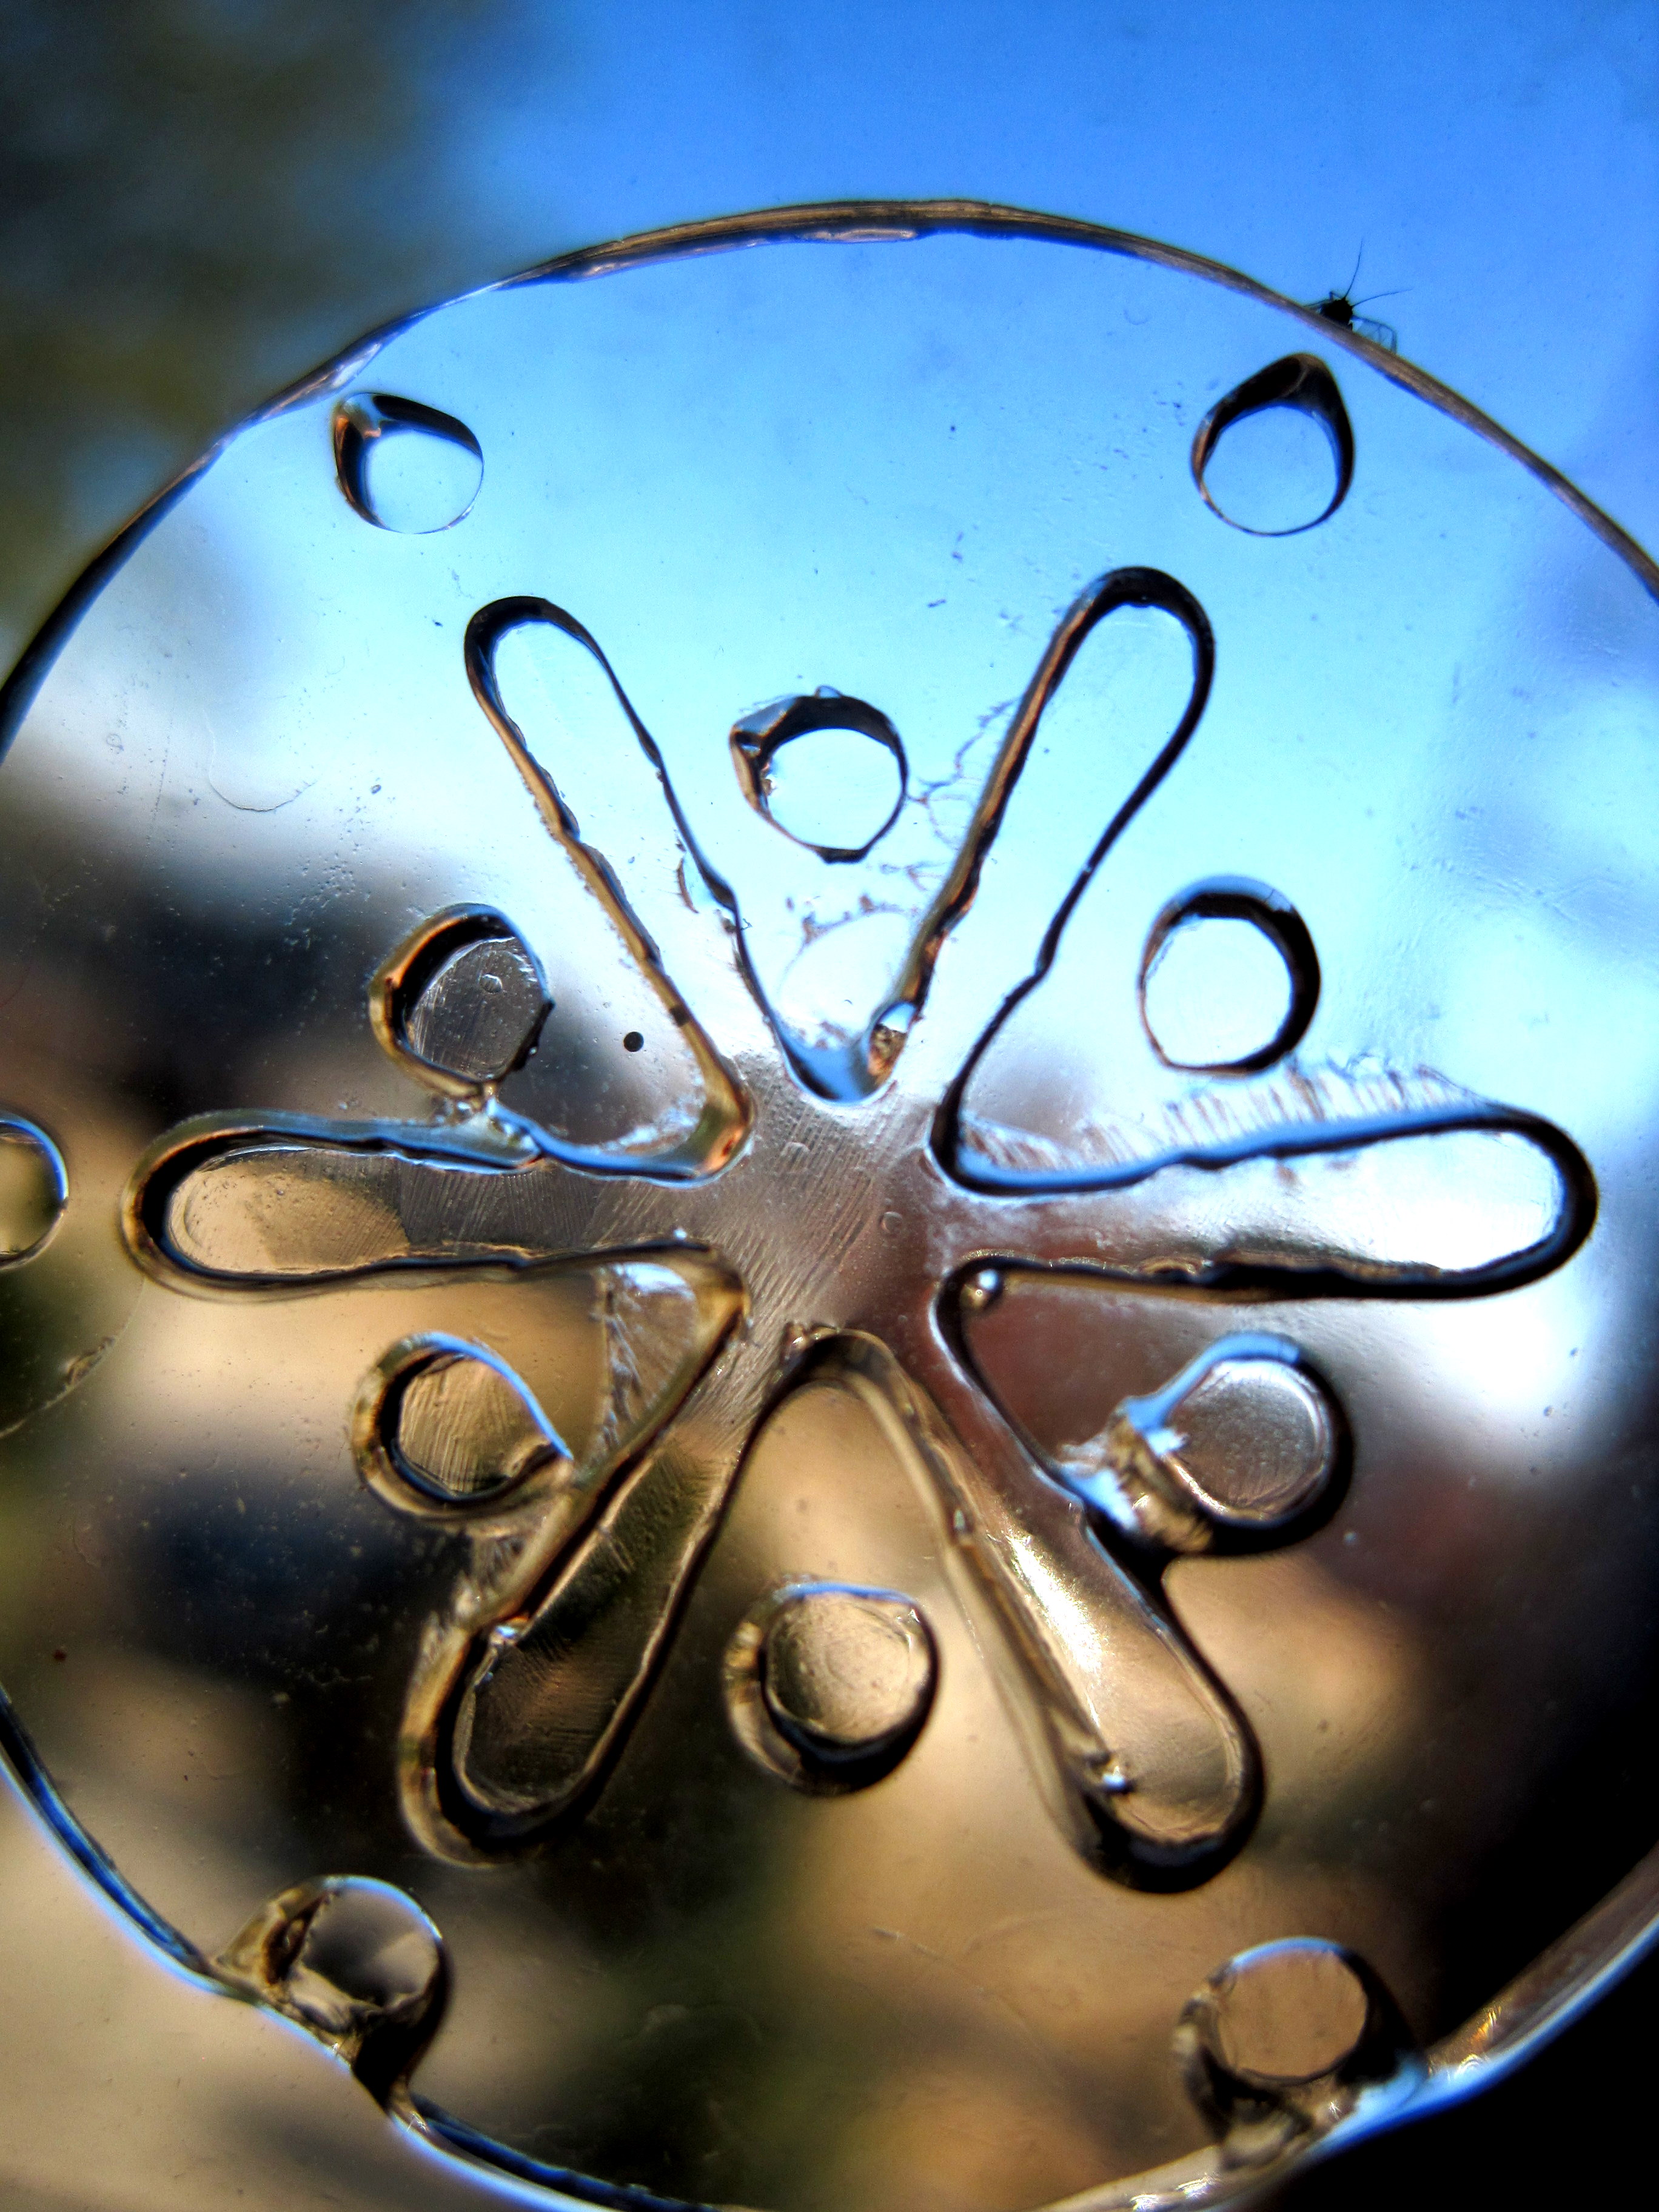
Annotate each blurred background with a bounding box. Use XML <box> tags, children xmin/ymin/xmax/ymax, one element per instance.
<box><xmin>0</xmin><ymin>2</ymin><xmax>1654</xmax><ymax>2206</ymax></box>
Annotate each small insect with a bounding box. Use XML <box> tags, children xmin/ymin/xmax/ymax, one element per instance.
<box><xmin>1309</xmin><ymin>248</ymin><xmax>1403</xmax><ymax>352</ymax></box>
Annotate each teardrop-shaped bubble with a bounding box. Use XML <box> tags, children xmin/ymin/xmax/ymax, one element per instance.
<box><xmin>0</xmin><ymin>1118</ymin><xmax>67</xmax><ymax>1262</ymax></box>
<box><xmin>1061</xmin><ymin>1335</ymin><xmax>1342</xmax><ymax>1552</ymax></box>
<box><xmin>333</xmin><ymin>393</ymin><xmax>483</xmax><ymax>533</ymax></box>
<box><xmin>1191</xmin><ymin>354</ymin><xmax>1353</xmax><ymax>536</ymax></box>
<box><xmin>1153</xmin><ymin>1352</ymin><xmax>1337</xmax><ymax>1527</ymax></box>
<box><xmin>387</xmin><ymin>1346</ymin><xmax>565</xmax><ymax>1504</ymax></box>
<box><xmin>349</xmin><ymin>1335</ymin><xmax>570</xmax><ymax>1520</ymax></box>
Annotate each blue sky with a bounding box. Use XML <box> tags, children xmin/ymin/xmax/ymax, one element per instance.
<box><xmin>449</xmin><ymin>0</ymin><xmax>1658</xmax><ymax>548</ymax></box>
<box><xmin>5</xmin><ymin>0</ymin><xmax>1653</xmax><ymax>657</ymax></box>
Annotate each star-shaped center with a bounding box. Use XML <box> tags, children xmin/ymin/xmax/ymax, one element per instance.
<box><xmin>121</xmin><ymin>568</ymin><xmax>1592</xmax><ymax>1889</ymax></box>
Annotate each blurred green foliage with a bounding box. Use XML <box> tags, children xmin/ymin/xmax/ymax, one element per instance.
<box><xmin>0</xmin><ymin>0</ymin><xmax>537</xmax><ymax>656</ymax></box>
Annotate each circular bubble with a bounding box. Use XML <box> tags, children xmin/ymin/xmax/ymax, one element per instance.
<box><xmin>352</xmin><ymin>1336</ymin><xmax>568</xmax><ymax>1517</ymax></box>
<box><xmin>1212</xmin><ymin>1943</ymin><xmax>1369</xmax><ymax>2085</ymax></box>
<box><xmin>726</xmin><ymin>1581</ymin><xmax>937</xmax><ymax>1792</ymax></box>
<box><xmin>0</xmin><ymin>1118</ymin><xmax>67</xmax><ymax>1263</ymax></box>
<box><xmin>730</xmin><ymin>692</ymin><xmax>907</xmax><ymax>860</ymax></box>
<box><xmin>764</xmin><ymin>727</ymin><xmax>905</xmax><ymax>854</ymax></box>
<box><xmin>1175</xmin><ymin>1938</ymin><xmax>1413</xmax><ymax>2151</ymax></box>
<box><xmin>371</xmin><ymin>907</ymin><xmax>549</xmax><ymax>1095</ymax></box>
<box><xmin>1168</xmin><ymin>1355</ymin><xmax>1338</xmax><ymax>1527</ymax></box>
<box><xmin>763</xmin><ymin>1585</ymin><xmax>934</xmax><ymax>1754</ymax></box>
<box><xmin>401</xmin><ymin>935</ymin><xmax>547</xmax><ymax>1083</ymax></box>
<box><xmin>1139</xmin><ymin>879</ymin><xmax>1319</xmax><ymax>1073</ymax></box>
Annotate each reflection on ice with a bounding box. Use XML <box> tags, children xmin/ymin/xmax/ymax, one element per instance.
<box><xmin>373</xmin><ymin>1342</ymin><xmax>566</xmax><ymax>1506</ymax></box>
<box><xmin>0</xmin><ymin>204</ymin><xmax>1654</xmax><ymax>2212</ymax></box>
<box><xmin>1111</xmin><ymin>1125</ymin><xmax>1575</xmax><ymax>1288</ymax></box>
<box><xmin>1062</xmin><ymin>1334</ymin><xmax>1342</xmax><ymax>1553</ymax></box>
<box><xmin>0</xmin><ymin>1118</ymin><xmax>66</xmax><ymax>1262</ymax></box>
<box><xmin>332</xmin><ymin>393</ymin><xmax>483</xmax><ymax>535</ymax></box>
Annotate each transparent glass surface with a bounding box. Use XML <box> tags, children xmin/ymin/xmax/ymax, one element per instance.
<box><xmin>0</xmin><ymin>212</ymin><xmax>1656</xmax><ymax>2212</ymax></box>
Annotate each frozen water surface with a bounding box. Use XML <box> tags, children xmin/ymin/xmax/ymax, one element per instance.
<box><xmin>0</xmin><ymin>210</ymin><xmax>1655</xmax><ymax>2212</ymax></box>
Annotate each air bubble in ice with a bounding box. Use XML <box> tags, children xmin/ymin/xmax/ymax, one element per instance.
<box><xmin>726</xmin><ymin>1581</ymin><xmax>937</xmax><ymax>1792</ymax></box>
<box><xmin>389</xmin><ymin>1347</ymin><xmax>563</xmax><ymax>1503</ymax></box>
<box><xmin>1202</xmin><ymin>1941</ymin><xmax>1370</xmax><ymax>2086</ymax></box>
<box><xmin>0</xmin><ymin>1118</ymin><xmax>67</xmax><ymax>1262</ymax></box>
<box><xmin>1139</xmin><ymin>881</ymin><xmax>1319</xmax><ymax>1074</ymax></box>
<box><xmin>403</xmin><ymin>936</ymin><xmax>548</xmax><ymax>1084</ymax></box>
<box><xmin>730</xmin><ymin>692</ymin><xmax>907</xmax><ymax>861</ymax></box>
<box><xmin>1150</xmin><ymin>1354</ymin><xmax>1336</xmax><ymax>1524</ymax></box>
<box><xmin>355</xmin><ymin>1338</ymin><xmax>569</xmax><ymax>1515</ymax></box>
<box><xmin>765</xmin><ymin>727</ymin><xmax>903</xmax><ymax>854</ymax></box>
<box><xmin>1191</xmin><ymin>354</ymin><xmax>1353</xmax><ymax>537</ymax></box>
<box><xmin>1144</xmin><ymin>917</ymin><xmax>1291</xmax><ymax>1067</ymax></box>
<box><xmin>374</xmin><ymin>910</ymin><xmax>549</xmax><ymax>1092</ymax></box>
<box><xmin>216</xmin><ymin>1875</ymin><xmax>447</xmax><ymax>2106</ymax></box>
<box><xmin>1074</xmin><ymin>1336</ymin><xmax>1342</xmax><ymax>1552</ymax></box>
<box><xmin>333</xmin><ymin>393</ymin><xmax>483</xmax><ymax>534</ymax></box>
<box><xmin>1176</xmin><ymin>1937</ymin><xmax>1410</xmax><ymax>2153</ymax></box>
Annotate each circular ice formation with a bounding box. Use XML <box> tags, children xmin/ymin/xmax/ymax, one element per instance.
<box><xmin>726</xmin><ymin>1581</ymin><xmax>937</xmax><ymax>1792</ymax></box>
<box><xmin>764</xmin><ymin>726</ymin><xmax>905</xmax><ymax>854</ymax></box>
<box><xmin>1191</xmin><ymin>353</ymin><xmax>1353</xmax><ymax>535</ymax></box>
<box><xmin>1139</xmin><ymin>879</ymin><xmax>1319</xmax><ymax>1074</ymax></box>
<box><xmin>0</xmin><ymin>1118</ymin><xmax>67</xmax><ymax>1264</ymax></box>
<box><xmin>730</xmin><ymin>691</ymin><xmax>907</xmax><ymax>861</ymax></box>
<box><xmin>2</xmin><ymin>199</ymin><xmax>1651</xmax><ymax>2212</ymax></box>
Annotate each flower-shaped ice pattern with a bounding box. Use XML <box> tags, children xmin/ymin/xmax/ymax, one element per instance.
<box><xmin>118</xmin><ymin>562</ymin><xmax>1591</xmax><ymax>1890</ymax></box>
